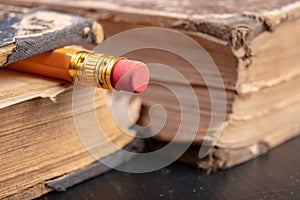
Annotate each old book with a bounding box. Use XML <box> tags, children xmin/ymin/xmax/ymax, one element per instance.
<box><xmin>0</xmin><ymin>69</ymin><xmax>142</xmax><ymax>199</ymax></box>
<box><xmin>6</xmin><ymin>0</ymin><xmax>300</xmax><ymax>171</ymax></box>
<box><xmin>0</xmin><ymin>5</ymin><xmax>142</xmax><ymax>199</ymax></box>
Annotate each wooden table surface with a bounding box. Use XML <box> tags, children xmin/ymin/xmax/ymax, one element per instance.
<box><xmin>39</xmin><ymin>136</ymin><xmax>300</xmax><ymax>200</ymax></box>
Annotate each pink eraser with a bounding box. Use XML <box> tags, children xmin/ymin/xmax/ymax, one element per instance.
<box><xmin>111</xmin><ymin>59</ymin><xmax>149</xmax><ymax>93</ymax></box>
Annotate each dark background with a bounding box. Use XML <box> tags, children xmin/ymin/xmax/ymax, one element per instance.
<box><xmin>39</xmin><ymin>136</ymin><xmax>300</xmax><ymax>200</ymax></box>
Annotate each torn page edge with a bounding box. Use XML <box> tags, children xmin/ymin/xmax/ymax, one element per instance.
<box><xmin>0</xmin><ymin>84</ymin><xmax>72</xmax><ymax>109</ymax></box>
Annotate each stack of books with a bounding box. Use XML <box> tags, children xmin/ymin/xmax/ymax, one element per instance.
<box><xmin>14</xmin><ymin>0</ymin><xmax>300</xmax><ymax>172</ymax></box>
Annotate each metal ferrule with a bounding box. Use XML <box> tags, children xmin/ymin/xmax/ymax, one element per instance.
<box><xmin>69</xmin><ymin>51</ymin><xmax>124</xmax><ymax>90</ymax></box>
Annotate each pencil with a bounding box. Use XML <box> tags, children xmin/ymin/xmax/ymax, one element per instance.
<box><xmin>7</xmin><ymin>47</ymin><xmax>149</xmax><ymax>93</ymax></box>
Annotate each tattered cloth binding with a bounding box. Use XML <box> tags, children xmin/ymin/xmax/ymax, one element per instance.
<box><xmin>0</xmin><ymin>4</ymin><xmax>143</xmax><ymax>200</ymax></box>
<box><xmin>0</xmin><ymin>4</ymin><xmax>104</xmax><ymax>67</ymax></box>
<box><xmin>9</xmin><ymin>0</ymin><xmax>300</xmax><ymax>172</ymax></box>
